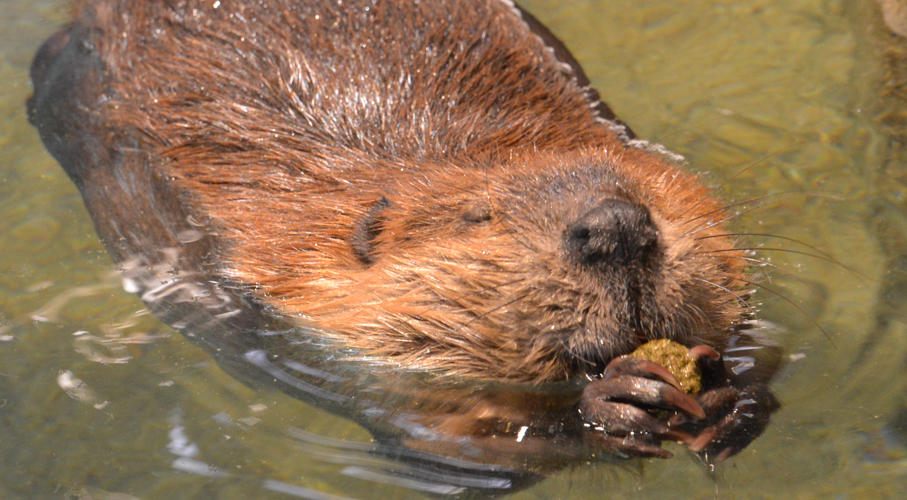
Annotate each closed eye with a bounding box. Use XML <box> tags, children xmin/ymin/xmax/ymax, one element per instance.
<box><xmin>351</xmin><ymin>196</ymin><xmax>391</xmax><ymax>265</ymax></box>
<box><xmin>462</xmin><ymin>200</ymin><xmax>492</xmax><ymax>223</ymax></box>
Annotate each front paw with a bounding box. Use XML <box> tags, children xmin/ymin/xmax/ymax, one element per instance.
<box><xmin>579</xmin><ymin>356</ymin><xmax>705</xmax><ymax>458</ymax></box>
<box><xmin>671</xmin><ymin>382</ymin><xmax>779</xmax><ymax>462</ymax></box>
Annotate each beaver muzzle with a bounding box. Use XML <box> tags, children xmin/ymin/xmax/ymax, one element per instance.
<box><xmin>564</xmin><ymin>198</ymin><xmax>660</xmax><ymax>268</ymax></box>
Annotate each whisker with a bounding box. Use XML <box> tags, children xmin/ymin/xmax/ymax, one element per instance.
<box><xmin>565</xmin><ymin>341</ymin><xmax>602</xmax><ymax>373</ymax></box>
<box><xmin>499</xmin><ymin>210</ymin><xmax>539</xmax><ymax>254</ymax></box>
<box><xmin>722</xmin><ymin>254</ymin><xmax>776</xmax><ymax>267</ymax></box>
<box><xmin>697</xmin><ymin>247</ymin><xmax>863</xmax><ymax>279</ymax></box>
<box><xmin>697</xmin><ymin>253</ymin><xmax>845</xmax><ymax>307</ymax></box>
<box><xmin>728</xmin><ymin>146</ymin><xmax>798</xmax><ymax>179</ymax></box>
<box><xmin>698</xmin><ymin>254</ymin><xmax>804</xmax><ymax>282</ymax></box>
<box><xmin>697</xmin><ymin>232</ymin><xmax>834</xmax><ymax>261</ymax></box>
<box><xmin>460</xmin><ymin>289</ymin><xmax>531</xmax><ymax>330</ymax></box>
<box><xmin>694</xmin><ymin>277</ymin><xmax>756</xmax><ymax>311</ymax></box>
<box><xmin>737</xmin><ymin>278</ymin><xmax>833</xmax><ymax>343</ymax></box>
<box><xmin>680</xmin><ymin>205</ymin><xmax>775</xmax><ymax>239</ymax></box>
<box><xmin>681</xmin><ymin>194</ymin><xmax>772</xmax><ymax>227</ymax></box>
<box><xmin>683</xmin><ymin>301</ymin><xmax>709</xmax><ymax>334</ymax></box>
<box><xmin>682</xmin><ymin>211</ymin><xmax>744</xmax><ymax>238</ymax></box>
<box><xmin>681</xmin><ymin>191</ymin><xmax>845</xmax><ymax>229</ymax></box>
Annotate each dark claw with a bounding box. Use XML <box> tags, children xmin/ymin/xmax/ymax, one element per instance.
<box><xmin>580</xmin><ymin>399</ymin><xmax>691</xmax><ymax>440</ymax></box>
<box><xmin>680</xmin><ymin>383</ymin><xmax>779</xmax><ymax>461</ymax></box>
<box><xmin>667</xmin><ymin>386</ymin><xmax>739</xmax><ymax>427</ymax></box>
<box><xmin>689</xmin><ymin>344</ymin><xmax>720</xmax><ymax>361</ymax></box>
<box><xmin>714</xmin><ymin>447</ymin><xmax>736</xmax><ymax>463</ymax></box>
<box><xmin>601</xmin><ymin>355</ymin><xmax>683</xmax><ymax>391</ymax></box>
<box><xmin>580</xmin><ymin>343</ymin><xmax>778</xmax><ymax>461</ymax></box>
<box><xmin>579</xmin><ymin>354</ymin><xmax>708</xmax><ymax>458</ymax></box>
<box><xmin>583</xmin><ymin>375</ymin><xmax>705</xmax><ymax>419</ymax></box>
<box><xmin>688</xmin><ymin>425</ymin><xmax>718</xmax><ymax>452</ymax></box>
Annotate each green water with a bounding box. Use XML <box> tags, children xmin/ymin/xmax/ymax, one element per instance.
<box><xmin>1</xmin><ymin>0</ymin><xmax>905</xmax><ymax>498</ymax></box>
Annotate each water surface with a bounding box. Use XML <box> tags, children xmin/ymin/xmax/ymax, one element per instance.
<box><xmin>1</xmin><ymin>0</ymin><xmax>905</xmax><ymax>498</ymax></box>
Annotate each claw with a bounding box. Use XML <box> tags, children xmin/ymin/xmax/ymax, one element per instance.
<box><xmin>688</xmin><ymin>426</ymin><xmax>718</xmax><ymax>452</ymax></box>
<box><xmin>578</xmin><ymin>347</ymin><xmax>774</xmax><ymax>460</ymax></box>
<box><xmin>689</xmin><ymin>411</ymin><xmax>738</xmax><ymax>453</ymax></box>
<box><xmin>602</xmin><ymin>356</ymin><xmax>683</xmax><ymax>391</ymax></box>
<box><xmin>580</xmin><ymin>399</ymin><xmax>668</xmax><ymax>435</ymax></box>
<box><xmin>714</xmin><ymin>447</ymin><xmax>736</xmax><ymax>463</ymax></box>
<box><xmin>668</xmin><ymin>386</ymin><xmax>740</xmax><ymax>427</ymax></box>
<box><xmin>689</xmin><ymin>344</ymin><xmax>720</xmax><ymax>361</ymax></box>
<box><xmin>661</xmin><ymin>383</ymin><xmax>707</xmax><ymax>419</ymax></box>
<box><xmin>584</xmin><ymin>375</ymin><xmax>705</xmax><ymax>419</ymax></box>
<box><xmin>685</xmin><ymin>384</ymin><xmax>779</xmax><ymax>460</ymax></box>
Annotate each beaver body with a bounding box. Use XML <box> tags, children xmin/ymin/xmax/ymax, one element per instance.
<box><xmin>28</xmin><ymin>0</ymin><xmax>779</xmax><ymax>469</ymax></box>
<box><xmin>29</xmin><ymin>0</ymin><xmax>744</xmax><ymax>383</ymax></box>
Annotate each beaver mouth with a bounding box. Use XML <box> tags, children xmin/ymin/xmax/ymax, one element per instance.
<box><xmin>567</xmin><ymin>317</ymin><xmax>653</xmax><ymax>376</ymax></box>
<box><xmin>561</xmin><ymin>197</ymin><xmax>663</xmax><ymax>365</ymax></box>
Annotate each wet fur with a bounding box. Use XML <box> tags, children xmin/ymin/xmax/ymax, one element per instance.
<box><xmin>30</xmin><ymin>0</ymin><xmax>744</xmax><ymax>382</ymax></box>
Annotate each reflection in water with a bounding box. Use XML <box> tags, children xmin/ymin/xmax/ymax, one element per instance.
<box><xmin>133</xmin><ymin>267</ymin><xmax>549</xmax><ymax>495</ymax></box>
<box><xmin>91</xmin><ymin>235</ymin><xmax>783</xmax><ymax>496</ymax></box>
<box><xmin>57</xmin><ymin>369</ymin><xmax>108</xmax><ymax>409</ymax></box>
<box><xmin>167</xmin><ymin>410</ymin><xmax>233</xmax><ymax>480</ymax></box>
<box><xmin>110</xmin><ymin>235</ymin><xmax>549</xmax><ymax>494</ymax></box>
<box><xmin>3</xmin><ymin>272</ymin><xmax>167</xmax><ymax>365</ymax></box>
<box><xmin>262</xmin><ymin>479</ymin><xmax>354</xmax><ymax>500</ymax></box>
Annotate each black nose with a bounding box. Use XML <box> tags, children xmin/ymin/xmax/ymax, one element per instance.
<box><xmin>565</xmin><ymin>199</ymin><xmax>659</xmax><ymax>267</ymax></box>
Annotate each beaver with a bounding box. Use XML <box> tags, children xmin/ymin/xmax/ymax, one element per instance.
<box><xmin>28</xmin><ymin>0</ymin><xmax>778</xmax><ymax>464</ymax></box>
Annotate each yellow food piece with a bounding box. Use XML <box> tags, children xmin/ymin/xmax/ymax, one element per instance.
<box><xmin>629</xmin><ymin>339</ymin><xmax>702</xmax><ymax>395</ymax></box>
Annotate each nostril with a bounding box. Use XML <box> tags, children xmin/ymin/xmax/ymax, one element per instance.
<box><xmin>565</xmin><ymin>199</ymin><xmax>659</xmax><ymax>266</ymax></box>
<box><xmin>568</xmin><ymin>226</ymin><xmax>591</xmax><ymax>245</ymax></box>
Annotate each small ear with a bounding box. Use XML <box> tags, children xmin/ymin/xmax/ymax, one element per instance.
<box><xmin>462</xmin><ymin>200</ymin><xmax>492</xmax><ymax>223</ymax></box>
<box><xmin>351</xmin><ymin>196</ymin><xmax>391</xmax><ymax>265</ymax></box>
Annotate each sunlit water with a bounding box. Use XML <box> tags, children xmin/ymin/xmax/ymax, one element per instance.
<box><xmin>2</xmin><ymin>0</ymin><xmax>905</xmax><ymax>498</ymax></box>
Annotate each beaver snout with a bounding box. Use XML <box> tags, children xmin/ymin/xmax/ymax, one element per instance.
<box><xmin>565</xmin><ymin>199</ymin><xmax>659</xmax><ymax>268</ymax></box>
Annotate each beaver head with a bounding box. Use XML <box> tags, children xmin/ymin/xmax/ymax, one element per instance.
<box><xmin>194</xmin><ymin>145</ymin><xmax>744</xmax><ymax>383</ymax></box>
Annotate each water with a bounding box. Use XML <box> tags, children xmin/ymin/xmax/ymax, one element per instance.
<box><xmin>2</xmin><ymin>0</ymin><xmax>905</xmax><ymax>498</ymax></box>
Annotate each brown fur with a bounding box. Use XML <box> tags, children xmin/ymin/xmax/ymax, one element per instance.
<box><xmin>60</xmin><ymin>0</ymin><xmax>744</xmax><ymax>382</ymax></box>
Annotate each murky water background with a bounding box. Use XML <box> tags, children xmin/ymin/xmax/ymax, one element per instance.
<box><xmin>2</xmin><ymin>0</ymin><xmax>905</xmax><ymax>498</ymax></box>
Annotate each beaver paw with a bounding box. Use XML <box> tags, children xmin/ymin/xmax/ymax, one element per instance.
<box><xmin>670</xmin><ymin>382</ymin><xmax>779</xmax><ymax>463</ymax></box>
<box><xmin>578</xmin><ymin>356</ymin><xmax>705</xmax><ymax>458</ymax></box>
